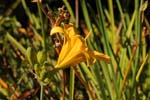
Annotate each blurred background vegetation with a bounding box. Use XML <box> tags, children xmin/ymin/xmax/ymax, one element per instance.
<box><xmin>0</xmin><ymin>0</ymin><xmax>150</xmax><ymax>100</ymax></box>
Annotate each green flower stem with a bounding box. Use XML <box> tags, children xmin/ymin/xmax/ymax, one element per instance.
<box><xmin>40</xmin><ymin>82</ymin><xmax>44</xmax><ymax>100</ymax></box>
<box><xmin>69</xmin><ymin>67</ymin><xmax>75</xmax><ymax>100</ymax></box>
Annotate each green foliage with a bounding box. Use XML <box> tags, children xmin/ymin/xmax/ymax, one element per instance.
<box><xmin>0</xmin><ymin>0</ymin><xmax>150</xmax><ymax>100</ymax></box>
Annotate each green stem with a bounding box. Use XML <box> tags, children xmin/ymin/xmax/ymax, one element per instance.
<box><xmin>21</xmin><ymin>0</ymin><xmax>33</xmax><ymax>24</ymax></box>
<box><xmin>37</xmin><ymin>3</ymin><xmax>46</xmax><ymax>51</ymax></box>
<box><xmin>96</xmin><ymin>1</ymin><xmax>118</xmax><ymax>99</ymax></box>
<box><xmin>108</xmin><ymin>0</ymin><xmax>115</xmax><ymax>45</ymax></box>
<box><xmin>69</xmin><ymin>67</ymin><xmax>75</xmax><ymax>100</ymax></box>
<box><xmin>40</xmin><ymin>82</ymin><xmax>44</xmax><ymax>100</ymax></box>
<box><xmin>116</xmin><ymin>0</ymin><xmax>127</xmax><ymax>30</ymax></box>
<box><xmin>130</xmin><ymin>0</ymin><xmax>143</xmax><ymax>99</ymax></box>
<box><xmin>6</xmin><ymin>33</ymin><xmax>26</xmax><ymax>55</ymax></box>
<box><xmin>73</xmin><ymin>66</ymin><xmax>95</xmax><ymax>100</ymax></box>
<box><xmin>80</xmin><ymin>0</ymin><xmax>93</xmax><ymax>38</ymax></box>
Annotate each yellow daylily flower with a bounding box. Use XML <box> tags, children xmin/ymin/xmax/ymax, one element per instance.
<box><xmin>50</xmin><ymin>24</ymin><xmax>110</xmax><ymax>69</ymax></box>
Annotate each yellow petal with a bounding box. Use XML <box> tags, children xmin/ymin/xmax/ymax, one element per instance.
<box><xmin>50</xmin><ymin>26</ymin><xmax>64</xmax><ymax>35</ymax></box>
<box><xmin>64</xmin><ymin>24</ymin><xmax>77</xmax><ymax>37</ymax></box>
<box><xmin>57</xmin><ymin>38</ymin><xmax>69</xmax><ymax>64</ymax></box>
<box><xmin>64</xmin><ymin>36</ymin><xmax>83</xmax><ymax>58</ymax></box>
<box><xmin>55</xmin><ymin>55</ymin><xmax>85</xmax><ymax>69</ymax></box>
<box><xmin>56</xmin><ymin>40</ymin><xmax>83</xmax><ymax>68</ymax></box>
<box><xmin>92</xmin><ymin>51</ymin><xmax>110</xmax><ymax>63</ymax></box>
